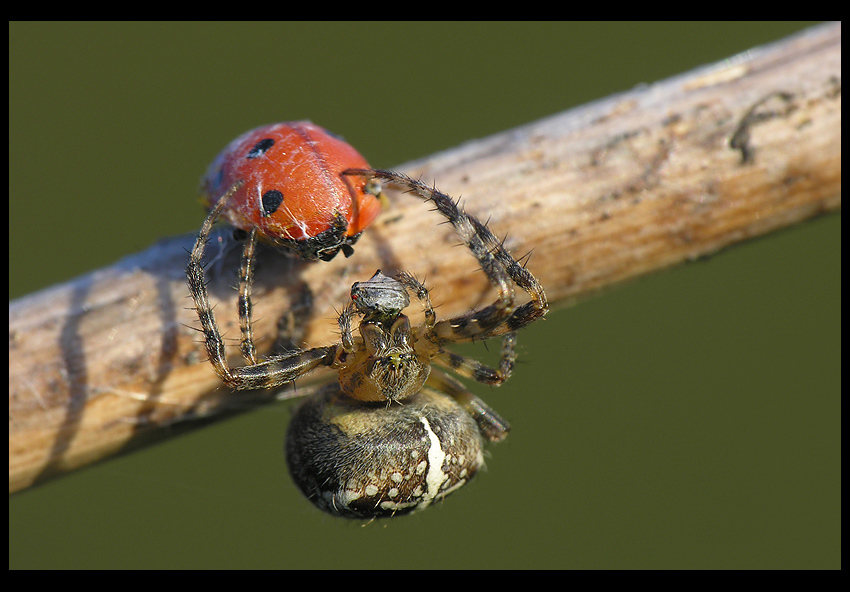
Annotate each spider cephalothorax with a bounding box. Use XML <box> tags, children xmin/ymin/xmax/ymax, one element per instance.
<box><xmin>335</xmin><ymin>271</ymin><xmax>432</xmax><ymax>404</ymax></box>
<box><xmin>187</xmin><ymin>169</ymin><xmax>548</xmax><ymax>517</ymax></box>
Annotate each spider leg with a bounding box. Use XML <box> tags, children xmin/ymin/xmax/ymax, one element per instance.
<box><xmin>338</xmin><ymin>300</ymin><xmax>357</xmax><ymax>352</ymax></box>
<box><xmin>237</xmin><ymin>227</ymin><xmax>259</xmax><ymax>365</ymax></box>
<box><xmin>467</xmin><ymin>217</ymin><xmax>548</xmax><ymax>335</ymax></box>
<box><xmin>433</xmin><ymin>331</ymin><xmax>517</xmax><ymax>386</ymax></box>
<box><xmin>223</xmin><ymin>346</ymin><xmax>336</xmax><ymax>391</ymax></box>
<box><xmin>187</xmin><ymin>180</ymin><xmax>336</xmax><ymax>391</ymax></box>
<box><xmin>187</xmin><ymin>181</ymin><xmax>244</xmax><ymax>386</ymax></box>
<box><xmin>393</xmin><ymin>271</ymin><xmax>435</xmax><ymax>329</ymax></box>
<box><xmin>272</xmin><ymin>282</ymin><xmax>313</xmax><ymax>355</ymax></box>
<box><xmin>425</xmin><ymin>370</ymin><xmax>510</xmax><ymax>442</ymax></box>
<box><xmin>344</xmin><ymin>169</ymin><xmax>548</xmax><ymax>342</ymax></box>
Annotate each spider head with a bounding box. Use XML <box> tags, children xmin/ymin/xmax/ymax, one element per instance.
<box><xmin>337</xmin><ymin>270</ymin><xmax>430</xmax><ymax>403</ymax></box>
<box><xmin>350</xmin><ymin>270</ymin><xmax>410</xmax><ymax>322</ymax></box>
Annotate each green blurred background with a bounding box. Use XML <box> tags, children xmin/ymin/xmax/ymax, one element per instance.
<box><xmin>10</xmin><ymin>22</ymin><xmax>839</xmax><ymax>569</ymax></box>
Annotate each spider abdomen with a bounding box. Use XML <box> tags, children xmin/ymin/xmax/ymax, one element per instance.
<box><xmin>286</xmin><ymin>383</ymin><xmax>484</xmax><ymax>518</ymax></box>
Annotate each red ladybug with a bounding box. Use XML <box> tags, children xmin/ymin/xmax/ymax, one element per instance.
<box><xmin>200</xmin><ymin>122</ymin><xmax>383</xmax><ymax>261</ymax></box>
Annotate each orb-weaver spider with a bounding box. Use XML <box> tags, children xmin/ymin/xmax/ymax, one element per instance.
<box><xmin>186</xmin><ymin>169</ymin><xmax>548</xmax><ymax>517</ymax></box>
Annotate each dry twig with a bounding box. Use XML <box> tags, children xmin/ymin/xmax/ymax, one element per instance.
<box><xmin>9</xmin><ymin>23</ymin><xmax>841</xmax><ymax>493</ymax></box>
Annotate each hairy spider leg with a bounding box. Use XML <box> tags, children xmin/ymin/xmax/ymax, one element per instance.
<box><xmin>343</xmin><ymin>169</ymin><xmax>548</xmax><ymax>343</ymax></box>
<box><xmin>237</xmin><ymin>227</ymin><xmax>259</xmax><ymax>365</ymax></box>
<box><xmin>187</xmin><ymin>182</ymin><xmax>336</xmax><ymax>391</ymax></box>
<box><xmin>424</xmin><ymin>370</ymin><xmax>511</xmax><ymax>442</ymax></box>
<box><xmin>432</xmin><ymin>331</ymin><xmax>518</xmax><ymax>387</ymax></box>
<box><xmin>344</xmin><ymin>169</ymin><xmax>544</xmax><ymax>392</ymax></box>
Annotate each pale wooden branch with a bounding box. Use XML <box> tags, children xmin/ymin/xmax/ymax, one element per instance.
<box><xmin>9</xmin><ymin>23</ymin><xmax>841</xmax><ymax>493</ymax></box>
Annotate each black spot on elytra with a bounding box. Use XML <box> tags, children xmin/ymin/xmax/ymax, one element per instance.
<box><xmin>262</xmin><ymin>190</ymin><xmax>284</xmax><ymax>217</ymax></box>
<box><xmin>247</xmin><ymin>138</ymin><xmax>275</xmax><ymax>159</ymax></box>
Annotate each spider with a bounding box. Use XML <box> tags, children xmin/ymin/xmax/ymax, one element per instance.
<box><xmin>186</xmin><ymin>169</ymin><xmax>548</xmax><ymax>518</ymax></box>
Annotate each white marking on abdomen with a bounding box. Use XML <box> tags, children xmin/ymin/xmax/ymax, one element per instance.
<box><xmin>419</xmin><ymin>416</ymin><xmax>448</xmax><ymax>509</ymax></box>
